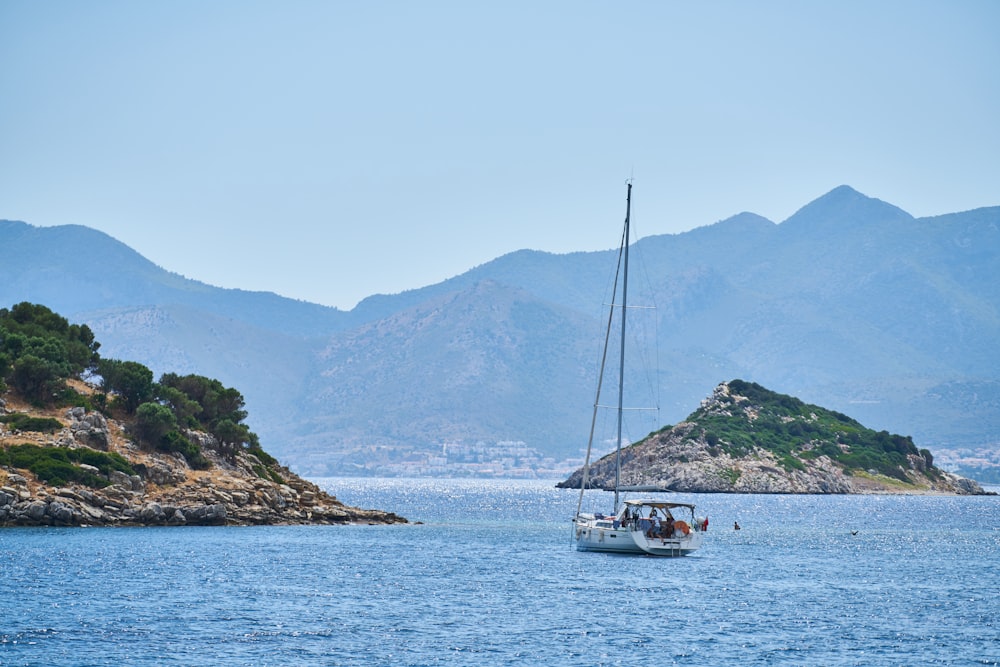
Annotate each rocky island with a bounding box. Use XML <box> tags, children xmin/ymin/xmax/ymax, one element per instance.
<box><xmin>0</xmin><ymin>302</ymin><xmax>405</xmax><ymax>527</ymax></box>
<box><xmin>559</xmin><ymin>380</ymin><xmax>989</xmax><ymax>495</ymax></box>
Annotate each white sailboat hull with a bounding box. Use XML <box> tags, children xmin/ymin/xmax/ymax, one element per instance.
<box><xmin>574</xmin><ymin>502</ymin><xmax>705</xmax><ymax>557</ymax></box>
<box><xmin>574</xmin><ymin>519</ymin><xmax>645</xmax><ymax>555</ymax></box>
<box><xmin>628</xmin><ymin>529</ymin><xmax>703</xmax><ymax>556</ymax></box>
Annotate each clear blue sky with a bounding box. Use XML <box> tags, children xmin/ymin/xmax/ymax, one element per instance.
<box><xmin>2</xmin><ymin>1</ymin><xmax>998</xmax><ymax>310</ymax></box>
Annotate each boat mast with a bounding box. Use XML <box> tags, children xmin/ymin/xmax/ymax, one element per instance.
<box><xmin>614</xmin><ymin>181</ymin><xmax>632</xmax><ymax>514</ymax></box>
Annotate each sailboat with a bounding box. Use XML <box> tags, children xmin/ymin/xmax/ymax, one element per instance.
<box><xmin>572</xmin><ymin>182</ymin><xmax>706</xmax><ymax>557</ymax></box>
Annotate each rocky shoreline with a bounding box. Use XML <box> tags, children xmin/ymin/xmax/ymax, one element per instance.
<box><xmin>1</xmin><ymin>401</ymin><xmax>407</xmax><ymax>528</ymax></box>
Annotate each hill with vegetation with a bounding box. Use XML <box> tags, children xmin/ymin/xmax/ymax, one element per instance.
<box><xmin>0</xmin><ymin>303</ymin><xmax>406</xmax><ymax>526</ymax></box>
<box><xmin>558</xmin><ymin>380</ymin><xmax>988</xmax><ymax>495</ymax></box>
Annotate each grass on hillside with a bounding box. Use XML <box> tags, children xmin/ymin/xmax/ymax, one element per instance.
<box><xmin>682</xmin><ymin>379</ymin><xmax>938</xmax><ymax>482</ymax></box>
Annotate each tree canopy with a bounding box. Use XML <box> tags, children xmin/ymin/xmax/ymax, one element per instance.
<box><xmin>1</xmin><ymin>302</ymin><xmax>262</xmax><ymax>470</ymax></box>
<box><xmin>0</xmin><ymin>302</ymin><xmax>100</xmax><ymax>401</ymax></box>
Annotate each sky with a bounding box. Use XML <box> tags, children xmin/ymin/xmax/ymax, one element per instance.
<box><xmin>1</xmin><ymin>1</ymin><xmax>998</xmax><ymax>310</ymax></box>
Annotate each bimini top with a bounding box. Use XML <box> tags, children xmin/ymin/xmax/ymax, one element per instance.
<box><xmin>623</xmin><ymin>499</ymin><xmax>696</xmax><ymax>512</ymax></box>
<box><xmin>616</xmin><ymin>484</ymin><xmax>673</xmax><ymax>492</ymax></box>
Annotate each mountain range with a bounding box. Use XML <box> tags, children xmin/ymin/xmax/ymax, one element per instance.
<box><xmin>3</xmin><ymin>185</ymin><xmax>998</xmax><ymax>475</ymax></box>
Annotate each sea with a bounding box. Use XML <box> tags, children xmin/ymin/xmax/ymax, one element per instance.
<box><xmin>1</xmin><ymin>479</ymin><xmax>997</xmax><ymax>667</ymax></box>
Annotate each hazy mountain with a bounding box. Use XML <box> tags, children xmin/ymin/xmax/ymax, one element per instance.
<box><xmin>0</xmin><ymin>220</ymin><xmax>353</xmax><ymax>337</ymax></box>
<box><xmin>2</xmin><ymin>185</ymin><xmax>998</xmax><ymax>475</ymax></box>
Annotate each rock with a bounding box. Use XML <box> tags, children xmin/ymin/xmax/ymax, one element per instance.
<box><xmin>66</xmin><ymin>407</ymin><xmax>110</xmax><ymax>449</ymax></box>
<box><xmin>25</xmin><ymin>500</ymin><xmax>48</xmax><ymax>522</ymax></box>
<box><xmin>139</xmin><ymin>503</ymin><xmax>165</xmax><ymax>523</ymax></box>
<box><xmin>101</xmin><ymin>497</ymin><xmax>126</xmax><ymax>511</ymax></box>
<box><xmin>108</xmin><ymin>470</ymin><xmax>132</xmax><ymax>488</ymax></box>
<box><xmin>943</xmin><ymin>473</ymin><xmax>986</xmax><ymax>496</ymax></box>
<box><xmin>211</xmin><ymin>489</ymin><xmax>234</xmax><ymax>504</ymax></box>
<box><xmin>79</xmin><ymin>503</ymin><xmax>107</xmax><ymax>523</ymax></box>
<box><xmin>54</xmin><ymin>487</ymin><xmax>85</xmax><ymax>502</ymax></box>
<box><xmin>46</xmin><ymin>500</ymin><xmax>75</xmax><ymax>524</ymax></box>
<box><xmin>140</xmin><ymin>461</ymin><xmax>186</xmax><ymax>486</ymax></box>
<box><xmin>183</xmin><ymin>503</ymin><xmax>227</xmax><ymax>525</ymax></box>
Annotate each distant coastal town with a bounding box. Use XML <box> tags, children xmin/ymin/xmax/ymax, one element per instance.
<box><xmin>327</xmin><ymin>439</ymin><xmax>1000</xmax><ymax>484</ymax></box>
<box><xmin>335</xmin><ymin>440</ymin><xmax>606</xmax><ymax>479</ymax></box>
<box><xmin>932</xmin><ymin>446</ymin><xmax>1000</xmax><ymax>485</ymax></box>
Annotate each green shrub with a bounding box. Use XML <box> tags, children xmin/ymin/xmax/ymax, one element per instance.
<box><xmin>26</xmin><ymin>457</ymin><xmax>80</xmax><ymax>487</ymax></box>
<box><xmin>719</xmin><ymin>467</ymin><xmax>740</xmax><ymax>486</ymax></box>
<box><xmin>0</xmin><ymin>444</ymin><xmax>134</xmax><ymax>488</ymax></box>
<box><xmin>74</xmin><ymin>447</ymin><xmax>134</xmax><ymax>477</ymax></box>
<box><xmin>98</xmin><ymin>359</ymin><xmax>154</xmax><ymax>414</ymax></box>
<box><xmin>9</xmin><ymin>354</ymin><xmax>66</xmax><ymax>405</ymax></box>
<box><xmin>0</xmin><ymin>413</ymin><xmax>63</xmax><ymax>433</ymax></box>
<box><xmin>248</xmin><ymin>443</ymin><xmax>278</xmax><ymax>467</ymax></box>
<box><xmin>251</xmin><ymin>463</ymin><xmax>284</xmax><ymax>484</ymax></box>
<box><xmin>134</xmin><ymin>402</ymin><xmax>178</xmax><ymax>445</ymax></box>
<box><xmin>158</xmin><ymin>430</ymin><xmax>210</xmax><ymax>470</ymax></box>
<box><xmin>779</xmin><ymin>454</ymin><xmax>806</xmax><ymax>472</ymax></box>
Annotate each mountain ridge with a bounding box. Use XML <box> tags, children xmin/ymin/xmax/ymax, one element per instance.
<box><xmin>2</xmin><ymin>185</ymin><xmax>998</xmax><ymax>476</ymax></box>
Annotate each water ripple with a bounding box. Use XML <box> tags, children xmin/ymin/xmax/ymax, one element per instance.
<box><xmin>1</xmin><ymin>480</ymin><xmax>997</xmax><ymax>666</ymax></box>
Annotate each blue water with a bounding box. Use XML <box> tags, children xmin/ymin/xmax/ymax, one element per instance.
<box><xmin>2</xmin><ymin>479</ymin><xmax>998</xmax><ymax>666</ymax></box>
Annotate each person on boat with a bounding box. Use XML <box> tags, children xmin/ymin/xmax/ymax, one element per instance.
<box><xmin>646</xmin><ymin>514</ymin><xmax>660</xmax><ymax>538</ymax></box>
<box><xmin>661</xmin><ymin>515</ymin><xmax>674</xmax><ymax>539</ymax></box>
